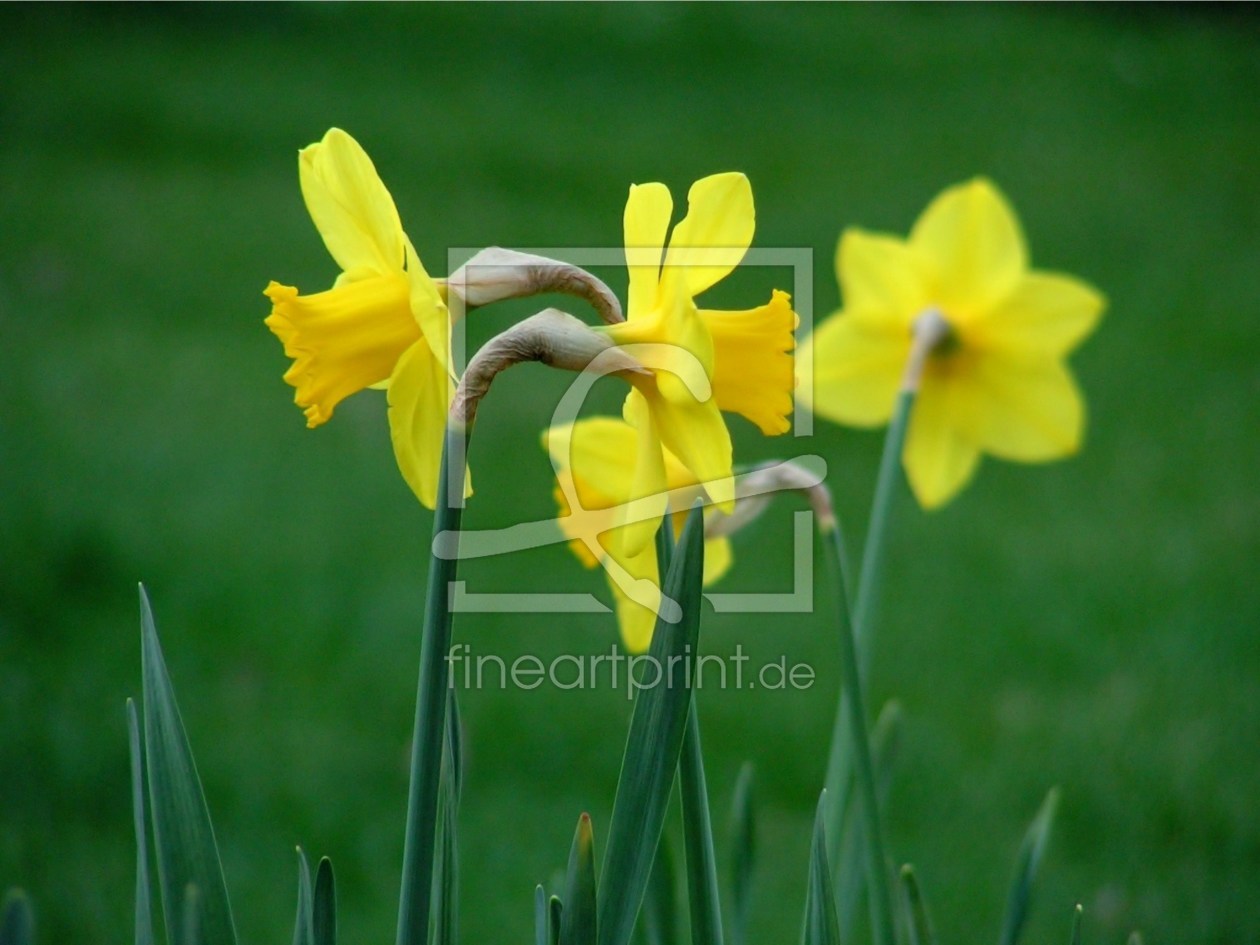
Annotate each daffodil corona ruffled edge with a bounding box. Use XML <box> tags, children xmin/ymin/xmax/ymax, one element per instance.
<box><xmin>263</xmin><ymin>128</ymin><xmax>461</xmax><ymax>510</ymax></box>
<box><xmin>545</xmin><ymin>418</ymin><xmax>732</xmax><ymax>653</ymax></box>
<box><xmin>799</xmin><ymin>177</ymin><xmax>1105</xmax><ymax>509</ymax></box>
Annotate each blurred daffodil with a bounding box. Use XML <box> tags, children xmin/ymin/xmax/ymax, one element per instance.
<box><xmin>545</xmin><ymin>417</ymin><xmax>733</xmax><ymax>653</ymax></box>
<box><xmin>799</xmin><ymin>178</ymin><xmax>1105</xmax><ymax>509</ymax></box>
<box><xmin>600</xmin><ymin>173</ymin><xmax>797</xmax><ymax>555</ymax></box>
<box><xmin>264</xmin><ymin>128</ymin><xmax>457</xmax><ymax>509</ymax></box>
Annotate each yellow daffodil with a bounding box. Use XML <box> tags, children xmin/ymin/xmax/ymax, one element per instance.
<box><xmin>800</xmin><ymin>178</ymin><xmax>1105</xmax><ymax>509</ymax></box>
<box><xmin>545</xmin><ymin>417</ymin><xmax>733</xmax><ymax>652</ymax></box>
<box><xmin>599</xmin><ymin>173</ymin><xmax>797</xmax><ymax>556</ymax></box>
<box><xmin>264</xmin><ymin>128</ymin><xmax>457</xmax><ymax>509</ymax></box>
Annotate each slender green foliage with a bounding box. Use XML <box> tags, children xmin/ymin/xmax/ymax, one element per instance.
<box><xmin>313</xmin><ymin>859</ymin><xmax>336</xmax><ymax>945</ymax></box>
<box><xmin>597</xmin><ymin>505</ymin><xmax>705</xmax><ymax>945</ymax></box>
<box><xmin>0</xmin><ymin>891</ymin><xmax>33</xmax><ymax>945</ymax></box>
<box><xmin>559</xmin><ymin>814</ymin><xmax>598</xmax><ymax>945</ymax></box>
<box><xmin>727</xmin><ymin>763</ymin><xmax>755</xmax><ymax>945</ymax></box>
<box><xmin>138</xmin><ymin>586</ymin><xmax>238</xmax><ymax>945</ymax></box>
<box><xmin>802</xmin><ymin>794</ymin><xmax>840</xmax><ymax>945</ymax></box>
<box><xmin>550</xmin><ymin>896</ymin><xmax>564</xmax><ymax>945</ymax></box>
<box><xmin>998</xmin><ymin>788</ymin><xmax>1060</xmax><ymax>945</ymax></box>
<box><xmin>397</xmin><ymin>426</ymin><xmax>469</xmax><ymax>945</ymax></box>
<box><xmin>1068</xmin><ymin>904</ymin><xmax>1083</xmax><ymax>945</ymax></box>
<box><xmin>126</xmin><ymin>699</ymin><xmax>156</xmax><ymax>945</ymax></box>
<box><xmin>898</xmin><ymin>865</ymin><xmax>937</xmax><ymax>945</ymax></box>
<box><xmin>535</xmin><ymin>886</ymin><xmax>549</xmax><ymax>945</ymax></box>
<box><xmin>292</xmin><ymin>849</ymin><xmax>314</xmax><ymax>945</ymax></box>
<box><xmin>430</xmin><ymin>688</ymin><xmax>462</xmax><ymax>945</ymax></box>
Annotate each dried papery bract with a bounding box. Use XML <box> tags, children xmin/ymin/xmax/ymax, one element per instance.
<box><xmin>450</xmin><ymin>309</ymin><xmax>648</xmax><ymax>428</ymax></box>
<box><xmin>443</xmin><ymin>247</ymin><xmax>624</xmax><ymax>326</ymax></box>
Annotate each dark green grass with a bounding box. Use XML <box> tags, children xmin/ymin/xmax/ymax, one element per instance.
<box><xmin>1</xmin><ymin>4</ymin><xmax>1258</xmax><ymax>944</ymax></box>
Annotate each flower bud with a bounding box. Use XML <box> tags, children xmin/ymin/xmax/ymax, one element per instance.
<box><xmin>443</xmin><ymin>247</ymin><xmax>623</xmax><ymax>325</ymax></box>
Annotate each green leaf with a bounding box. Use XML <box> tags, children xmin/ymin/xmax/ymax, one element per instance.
<box><xmin>802</xmin><ymin>793</ymin><xmax>840</xmax><ymax>945</ymax></box>
<box><xmin>292</xmin><ymin>848</ymin><xmax>313</xmax><ymax>945</ymax></box>
<box><xmin>534</xmin><ymin>886</ymin><xmax>549</xmax><ymax>945</ymax></box>
<box><xmin>398</xmin><ymin>427</ymin><xmax>468</xmax><ymax>945</ymax></box>
<box><xmin>837</xmin><ymin>699</ymin><xmax>902</xmax><ymax>941</ymax></box>
<box><xmin>127</xmin><ymin>699</ymin><xmax>156</xmax><ymax>945</ymax></box>
<box><xmin>138</xmin><ymin>586</ymin><xmax>238</xmax><ymax>945</ymax></box>
<box><xmin>1068</xmin><ymin>904</ymin><xmax>1082</xmax><ymax>945</ymax></box>
<box><xmin>680</xmin><ymin>705</ymin><xmax>724</xmax><ymax>945</ymax></box>
<box><xmin>598</xmin><ymin>504</ymin><xmax>706</xmax><ymax>945</ymax></box>
<box><xmin>559</xmin><ymin>814</ymin><xmax>598</xmax><ymax>945</ymax></box>
<box><xmin>638</xmin><ymin>836</ymin><xmax>679</xmax><ymax>945</ymax></box>
<box><xmin>1126</xmin><ymin>933</ymin><xmax>1143</xmax><ymax>945</ymax></box>
<box><xmin>313</xmin><ymin>859</ymin><xmax>337</xmax><ymax>945</ymax></box>
<box><xmin>898</xmin><ymin>865</ymin><xmax>936</xmax><ymax>945</ymax></box>
<box><xmin>728</xmin><ymin>764</ymin><xmax>755</xmax><ymax>945</ymax></box>
<box><xmin>549</xmin><ymin>896</ymin><xmax>564</xmax><ymax>945</ymax></box>
<box><xmin>997</xmin><ymin>787</ymin><xmax>1060</xmax><ymax>945</ymax></box>
<box><xmin>0</xmin><ymin>890</ymin><xmax>34</xmax><ymax>945</ymax></box>
<box><xmin>659</xmin><ymin>519</ymin><xmax>724</xmax><ymax>945</ymax></box>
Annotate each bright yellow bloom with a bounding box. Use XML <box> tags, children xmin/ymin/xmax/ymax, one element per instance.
<box><xmin>264</xmin><ymin>128</ymin><xmax>458</xmax><ymax>509</ymax></box>
<box><xmin>600</xmin><ymin>173</ymin><xmax>796</xmax><ymax>556</ymax></box>
<box><xmin>545</xmin><ymin>418</ymin><xmax>733</xmax><ymax>652</ymax></box>
<box><xmin>799</xmin><ymin>178</ymin><xmax>1105</xmax><ymax>509</ymax></box>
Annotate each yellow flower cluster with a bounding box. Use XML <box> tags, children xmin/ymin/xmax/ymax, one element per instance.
<box><xmin>265</xmin><ymin>131</ymin><xmax>1103</xmax><ymax>650</ymax></box>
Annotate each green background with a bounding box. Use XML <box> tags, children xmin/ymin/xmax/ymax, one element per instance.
<box><xmin>2</xmin><ymin>4</ymin><xmax>1257</xmax><ymax>944</ymax></box>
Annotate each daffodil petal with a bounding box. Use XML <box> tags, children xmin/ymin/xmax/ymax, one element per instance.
<box><xmin>974</xmin><ymin>271</ymin><xmax>1105</xmax><ymax>358</ymax></box>
<box><xmin>662</xmin><ymin>172</ymin><xmax>755</xmax><ymax>298</ymax></box>
<box><xmin>954</xmin><ymin>354</ymin><xmax>1085</xmax><ymax>462</ymax></box>
<box><xmin>624</xmin><ymin>182</ymin><xmax>674</xmax><ymax>320</ymax></box>
<box><xmin>606</xmin><ymin>543</ymin><xmax>664</xmax><ymax>654</ymax></box>
<box><xmin>902</xmin><ymin>370</ymin><xmax>981</xmax><ymax>509</ymax></box>
<box><xmin>299</xmin><ymin>128</ymin><xmax>404</xmax><ymax>275</ymax></box>
<box><xmin>643</xmin><ymin>389</ymin><xmax>735</xmax><ymax>512</ymax></box>
<box><xmin>387</xmin><ymin>337</ymin><xmax>467</xmax><ymax>509</ymax></box>
<box><xmin>909</xmin><ymin>178</ymin><xmax>1027</xmax><ymax>318</ymax></box>
<box><xmin>836</xmin><ymin>229</ymin><xmax>934</xmax><ymax>323</ymax></box>
<box><xmin>616</xmin><ymin>391</ymin><xmax>670</xmax><ymax>558</ymax></box>
<box><xmin>404</xmin><ymin>235</ymin><xmax>453</xmax><ymax>376</ymax></box>
<box><xmin>799</xmin><ymin>309</ymin><xmax>908</xmax><ymax>428</ymax></box>
<box><xmin>549</xmin><ymin>417</ymin><xmax>641</xmax><ymax>510</ymax></box>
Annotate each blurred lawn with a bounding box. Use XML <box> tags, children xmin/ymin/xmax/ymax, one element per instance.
<box><xmin>2</xmin><ymin>4</ymin><xmax>1258</xmax><ymax>944</ymax></box>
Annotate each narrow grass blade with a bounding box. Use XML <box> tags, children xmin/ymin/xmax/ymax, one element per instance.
<box><xmin>727</xmin><ymin>763</ymin><xmax>755</xmax><ymax>945</ymax></box>
<box><xmin>127</xmin><ymin>699</ymin><xmax>156</xmax><ymax>945</ymax></box>
<box><xmin>802</xmin><ymin>793</ymin><xmax>840</xmax><ymax>945</ymax></box>
<box><xmin>0</xmin><ymin>891</ymin><xmax>33</xmax><ymax>945</ymax></box>
<box><xmin>997</xmin><ymin>787</ymin><xmax>1060</xmax><ymax>945</ymax></box>
<box><xmin>397</xmin><ymin>426</ymin><xmax>468</xmax><ymax>945</ymax></box>
<box><xmin>597</xmin><ymin>505</ymin><xmax>705</xmax><ymax>945</ymax></box>
<box><xmin>535</xmin><ymin>886</ymin><xmax>548</xmax><ymax>945</ymax></box>
<box><xmin>292</xmin><ymin>848</ymin><xmax>313</xmax><ymax>945</ymax></box>
<box><xmin>138</xmin><ymin>586</ymin><xmax>238</xmax><ymax>945</ymax></box>
<box><xmin>898</xmin><ymin>865</ymin><xmax>936</xmax><ymax>945</ymax></box>
<box><xmin>313</xmin><ymin>859</ymin><xmax>336</xmax><ymax>945</ymax></box>
<box><xmin>837</xmin><ymin>700</ymin><xmax>902</xmax><ymax>941</ymax></box>
<box><xmin>559</xmin><ymin>814</ymin><xmax>598</xmax><ymax>945</ymax></box>
<box><xmin>1068</xmin><ymin>904</ymin><xmax>1082</xmax><ymax>945</ymax></box>
<box><xmin>1126</xmin><ymin>932</ymin><xmax>1143</xmax><ymax>945</ymax></box>
<box><xmin>638</xmin><ymin>832</ymin><xmax>679</xmax><ymax>945</ymax></box>
<box><xmin>680</xmin><ymin>704</ymin><xmax>724</xmax><ymax>945</ymax></box>
<box><xmin>549</xmin><ymin>896</ymin><xmax>564</xmax><ymax>945</ymax></box>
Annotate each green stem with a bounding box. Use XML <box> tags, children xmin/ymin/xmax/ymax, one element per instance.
<box><xmin>822</xmin><ymin>390</ymin><xmax>915</xmax><ymax>869</ymax></box>
<box><xmin>396</xmin><ymin>424</ymin><xmax>469</xmax><ymax>945</ymax></box>
<box><xmin>821</xmin><ymin>524</ymin><xmax>895</xmax><ymax>945</ymax></box>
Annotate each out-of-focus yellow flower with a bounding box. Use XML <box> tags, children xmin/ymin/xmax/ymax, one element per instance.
<box><xmin>545</xmin><ymin>418</ymin><xmax>733</xmax><ymax>652</ymax></box>
<box><xmin>264</xmin><ymin>128</ymin><xmax>457</xmax><ymax>509</ymax></box>
<box><xmin>799</xmin><ymin>178</ymin><xmax>1105</xmax><ymax>509</ymax></box>
<box><xmin>600</xmin><ymin>173</ymin><xmax>796</xmax><ymax>555</ymax></box>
